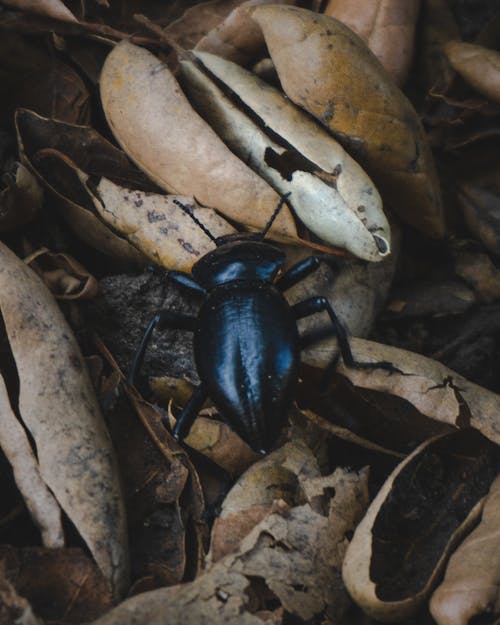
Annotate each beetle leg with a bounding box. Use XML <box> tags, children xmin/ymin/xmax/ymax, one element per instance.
<box><xmin>167</xmin><ymin>271</ymin><xmax>206</xmax><ymax>295</ymax></box>
<box><xmin>127</xmin><ymin>310</ymin><xmax>197</xmax><ymax>386</ymax></box>
<box><xmin>275</xmin><ymin>256</ymin><xmax>321</xmax><ymax>291</ymax></box>
<box><xmin>293</xmin><ymin>296</ymin><xmax>398</xmax><ymax>372</ymax></box>
<box><xmin>172</xmin><ymin>383</ymin><xmax>208</xmax><ymax>441</ymax></box>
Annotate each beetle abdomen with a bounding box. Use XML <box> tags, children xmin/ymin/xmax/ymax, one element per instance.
<box><xmin>194</xmin><ymin>282</ymin><xmax>300</xmax><ymax>452</ymax></box>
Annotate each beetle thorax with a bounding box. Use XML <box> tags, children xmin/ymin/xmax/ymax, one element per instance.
<box><xmin>192</xmin><ymin>239</ymin><xmax>286</xmax><ymax>289</ymax></box>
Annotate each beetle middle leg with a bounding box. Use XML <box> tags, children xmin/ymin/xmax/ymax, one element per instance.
<box><xmin>127</xmin><ymin>310</ymin><xmax>197</xmax><ymax>387</ymax></box>
<box><xmin>293</xmin><ymin>296</ymin><xmax>398</xmax><ymax>375</ymax></box>
<box><xmin>275</xmin><ymin>255</ymin><xmax>322</xmax><ymax>292</ymax></box>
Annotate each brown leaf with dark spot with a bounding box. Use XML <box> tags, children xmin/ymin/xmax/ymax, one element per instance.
<box><xmin>250</xmin><ymin>6</ymin><xmax>445</xmax><ymax>239</ymax></box>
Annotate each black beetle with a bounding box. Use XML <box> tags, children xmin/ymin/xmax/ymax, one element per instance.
<box><xmin>128</xmin><ymin>195</ymin><xmax>393</xmax><ymax>453</ymax></box>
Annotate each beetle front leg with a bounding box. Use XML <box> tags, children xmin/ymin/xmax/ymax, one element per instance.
<box><xmin>172</xmin><ymin>383</ymin><xmax>208</xmax><ymax>441</ymax></box>
<box><xmin>293</xmin><ymin>296</ymin><xmax>398</xmax><ymax>373</ymax></box>
<box><xmin>127</xmin><ymin>310</ymin><xmax>197</xmax><ymax>386</ymax></box>
<box><xmin>275</xmin><ymin>256</ymin><xmax>321</xmax><ymax>292</ymax></box>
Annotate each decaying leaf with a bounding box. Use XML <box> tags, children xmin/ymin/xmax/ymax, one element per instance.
<box><xmin>209</xmin><ymin>438</ymin><xmax>322</xmax><ymax>562</ymax></box>
<box><xmin>250</xmin><ymin>6</ymin><xmax>445</xmax><ymax>239</ymax></box>
<box><xmin>0</xmin><ymin>564</ymin><xmax>42</xmax><ymax>625</ymax></box>
<box><xmin>303</xmin><ymin>336</ymin><xmax>500</xmax><ymax>447</ymax></box>
<box><xmin>0</xmin><ymin>162</ymin><xmax>42</xmax><ymax>231</ymax></box>
<box><xmin>324</xmin><ymin>0</ymin><xmax>420</xmax><ymax>85</ymax></box>
<box><xmin>458</xmin><ymin>178</ymin><xmax>500</xmax><ymax>257</ymax></box>
<box><xmin>454</xmin><ymin>249</ymin><xmax>500</xmax><ymax>303</ymax></box>
<box><xmin>180</xmin><ymin>51</ymin><xmax>390</xmax><ymax>261</ymax></box>
<box><xmin>0</xmin><ymin>241</ymin><xmax>129</xmax><ymax>597</ymax></box>
<box><xmin>91</xmin><ymin>177</ymin><xmax>235</xmax><ymax>272</ymax></box>
<box><xmin>195</xmin><ymin>0</ymin><xmax>297</xmax><ymax>66</ymax></box>
<box><xmin>25</xmin><ymin>247</ymin><xmax>98</xmax><ymax>300</ymax></box>
<box><xmin>444</xmin><ymin>40</ymin><xmax>500</xmax><ymax>103</ymax></box>
<box><xmin>430</xmin><ymin>474</ymin><xmax>500</xmax><ymax>625</ymax></box>
<box><xmin>99</xmin><ymin>41</ymin><xmax>297</xmax><ymax>241</ymax></box>
<box><xmin>88</xmin><ymin>465</ymin><xmax>369</xmax><ymax>625</ymax></box>
<box><xmin>0</xmin><ymin>545</ymin><xmax>114</xmax><ymax>623</ymax></box>
<box><xmin>0</xmin><ymin>373</ymin><xmax>63</xmax><ymax>548</ymax></box>
<box><xmin>342</xmin><ymin>429</ymin><xmax>499</xmax><ymax>621</ymax></box>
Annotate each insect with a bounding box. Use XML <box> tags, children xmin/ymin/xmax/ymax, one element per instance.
<box><xmin>128</xmin><ymin>194</ymin><xmax>394</xmax><ymax>453</ymax></box>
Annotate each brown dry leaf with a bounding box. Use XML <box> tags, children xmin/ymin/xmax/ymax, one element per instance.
<box><xmin>209</xmin><ymin>438</ymin><xmax>321</xmax><ymax>562</ymax></box>
<box><xmin>251</xmin><ymin>6</ymin><xmax>445</xmax><ymax>239</ymax></box>
<box><xmin>342</xmin><ymin>429</ymin><xmax>499</xmax><ymax>621</ymax></box>
<box><xmin>454</xmin><ymin>249</ymin><xmax>500</xmax><ymax>303</ymax></box>
<box><xmin>0</xmin><ymin>241</ymin><xmax>129</xmax><ymax>597</ymax></box>
<box><xmin>25</xmin><ymin>247</ymin><xmax>98</xmax><ymax>300</ymax></box>
<box><xmin>445</xmin><ymin>41</ymin><xmax>500</xmax><ymax>103</ymax></box>
<box><xmin>91</xmin><ymin>177</ymin><xmax>235</xmax><ymax>272</ymax></box>
<box><xmin>324</xmin><ymin>0</ymin><xmax>420</xmax><ymax>86</ymax></box>
<box><xmin>430</xmin><ymin>473</ymin><xmax>500</xmax><ymax>625</ymax></box>
<box><xmin>15</xmin><ymin>109</ymin><xmax>148</xmax><ymax>268</ymax></box>
<box><xmin>88</xmin><ymin>466</ymin><xmax>368</xmax><ymax>625</ymax></box>
<box><xmin>0</xmin><ymin>373</ymin><xmax>63</xmax><ymax>548</ymax></box>
<box><xmin>0</xmin><ymin>162</ymin><xmax>42</xmax><ymax>231</ymax></box>
<box><xmin>457</xmin><ymin>177</ymin><xmax>500</xmax><ymax>257</ymax></box>
<box><xmin>0</xmin><ymin>32</ymin><xmax>89</xmax><ymax>125</ymax></box>
<box><xmin>0</xmin><ymin>564</ymin><xmax>42</xmax><ymax>625</ymax></box>
<box><xmin>99</xmin><ymin>41</ymin><xmax>297</xmax><ymax>241</ymax></box>
<box><xmin>195</xmin><ymin>0</ymin><xmax>297</xmax><ymax>66</ymax></box>
<box><xmin>0</xmin><ymin>545</ymin><xmax>114</xmax><ymax>623</ymax></box>
<box><xmin>1</xmin><ymin>0</ymin><xmax>78</xmax><ymax>22</ymax></box>
<box><xmin>180</xmin><ymin>51</ymin><xmax>390</xmax><ymax>261</ymax></box>
<box><xmin>302</xmin><ymin>336</ymin><xmax>500</xmax><ymax>446</ymax></box>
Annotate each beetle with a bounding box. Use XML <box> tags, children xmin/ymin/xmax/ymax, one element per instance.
<box><xmin>128</xmin><ymin>194</ymin><xmax>394</xmax><ymax>453</ymax></box>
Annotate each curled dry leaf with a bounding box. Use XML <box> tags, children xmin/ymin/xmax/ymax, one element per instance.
<box><xmin>180</xmin><ymin>51</ymin><xmax>390</xmax><ymax>261</ymax></box>
<box><xmin>303</xmin><ymin>336</ymin><xmax>500</xmax><ymax>446</ymax></box>
<box><xmin>430</xmin><ymin>473</ymin><xmax>500</xmax><ymax>625</ymax></box>
<box><xmin>1</xmin><ymin>0</ymin><xmax>78</xmax><ymax>22</ymax></box>
<box><xmin>251</xmin><ymin>6</ymin><xmax>445</xmax><ymax>239</ymax></box>
<box><xmin>89</xmin><ymin>466</ymin><xmax>369</xmax><ymax>625</ymax></box>
<box><xmin>342</xmin><ymin>429</ymin><xmax>499</xmax><ymax>621</ymax></box>
<box><xmin>0</xmin><ymin>162</ymin><xmax>42</xmax><ymax>231</ymax></box>
<box><xmin>0</xmin><ymin>373</ymin><xmax>63</xmax><ymax>548</ymax></box>
<box><xmin>25</xmin><ymin>247</ymin><xmax>98</xmax><ymax>300</ymax></box>
<box><xmin>92</xmin><ymin>177</ymin><xmax>235</xmax><ymax>272</ymax></box>
<box><xmin>209</xmin><ymin>438</ymin><xmax>322</xmax><ymax>562</ymax></box>
<box><xmin>0</xmin><ymin>242</ymin><xmax>129</xmax><ymax>597</ymax></box>
<box><xmin>454</xmin><ymin>249</ymin><xmax>500</xmax><ymax>303</ymax></box>
<box><xmin>100</xmin><ymin>41</ymin><xmax>297</xmax><ymax>240</ymax></box>
<box><xmin>445</xmin><ymin>41</ymin><xmax>500</xmax><ymax>103</ymax></box>
<box><xmin>324</xmin><ymin>0</ymin><xmax>420</xmax><ymax>86</ymax></box>
<box><xmin>458</xmin><ymin>178</ymin><xmax>500</xmax><ymax>257</ymax></box>
<box><xmin>195</xmin><ymin>0</ymin><xmax>297</xmax><ymax>66</ymax></box>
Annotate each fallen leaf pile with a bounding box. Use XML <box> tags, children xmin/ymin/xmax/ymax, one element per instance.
<box><xmin>0</xmin><ymin>2</ymin><xmax>499</xmax><ymax>625</ymax></box>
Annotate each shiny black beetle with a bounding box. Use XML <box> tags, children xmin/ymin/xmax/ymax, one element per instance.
<box><xmin>128</xmin><ymin>195</ymin><xmax>392</xmax><ymax>453</ymax></box>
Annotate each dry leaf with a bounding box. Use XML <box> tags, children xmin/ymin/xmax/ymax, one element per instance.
<box><xmin>302</xmin><ymin>336</ymin><xmax>500</xmax><ymax>446</ymax></box>
<box><xmin>195</xmin><ymin>0</ymin><xmax>297</xmax><ymax>66</ymax></box>
<box><xmin>91</xmin><ymin>177</ymin><xmax>235</xmax><ymax>272</ymax></box>
<box><xmin>1</xmin><ymin>0</ymin><xmax>78</xmax><ymax>22</ymax></box>
<box><xmin>100</xmin><ymin>41</ymin><xmax>297</xmax><ymax>241</ymax></box>
<box><xmin>458</xmin><ymin>179</ymin><xmax>500</xmax><ymax>257</ymax></box>
<box><xmin>0</xmin><ymin>373</ymin><xmax>63</xmax><ymax>548</ymax></box>
<box><xmin>445</xmin><ymin>41</ymin><xmax>500</xmax><ymax>103</ymax></box>
<box><xmin>430</xmin><ymin>474</ymin><xmax>500</xmax><ymax>625</ymax></box>
<box><xmin>324</xmin><ymin>0</ymin><xmax>420</xmax><ymax>85</ymax></box>
<box><xmin>250</xmin><ymin>6</ymin><xmax>445</xmax><ymax>239</ymax></box>
<box><xmin>342</xmin><ymin>429</ymin><xmax>499</xmax><ymax>621</ymax></box>
<box><xmin>181</xmin><ymin>51</ymin><xmax>390</xmax><ymax>261</ymax></box>
<box><xmin>454</xmin><ymin>249</ymin><xmax>500</xmax><ymax>302</ymax></box>
<box><xmin>0</xmin><ymin>565</ymin><xmax>43</xmax><ymax>625</ymax></box>
<box><xmin>0</xmin><ymin>545</ymin><xmax>114</xmax><ymax>623</ymax></box>
<box><xmin>0</xmin><ymin>162</ymin><xmax>42</xmax><ymax>231</ymax></box>
<box><xmin>0</xmin><ymin>241</ymin><xmax>129</xmax><ymax>597</ymax></box>
<box><xmin>25</xmin><ymin>247</ymin><xmax>98</xmax><ymax>300</ymax></box>
<box><xmin>88</xmin><ymin>466</ymin><xmax>369</xmax><ymax>625</ymax></box>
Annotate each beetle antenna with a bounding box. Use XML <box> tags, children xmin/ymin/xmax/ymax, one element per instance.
<box><xmin>259</xmin><ymin>192</ymin><xmax>291</xmax><ymax>239</ymax></box>
<box><xmin>173</xmin><ymin>199</ymin><xmax>218</xmax><ymax>244</ymax></box>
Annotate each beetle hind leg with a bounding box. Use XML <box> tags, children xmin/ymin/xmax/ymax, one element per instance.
<box><xmin>172</xmin><ymin>383</ymin><xmax>208</xmax><ymax>441</ymax></box>
<box><xmin>294</xmin><ymin>296</ymin><xmax>400</xmax><ymax>385</ymax></box>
